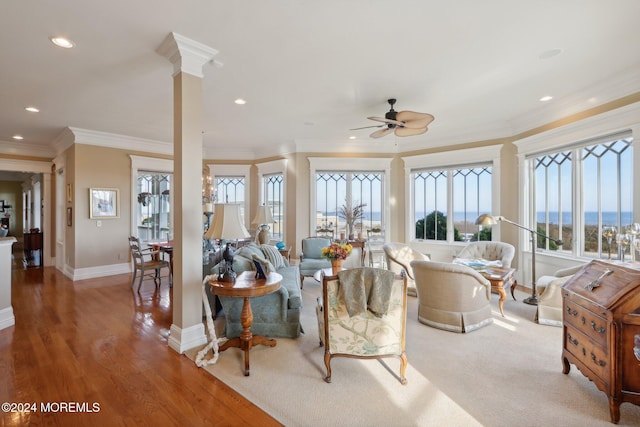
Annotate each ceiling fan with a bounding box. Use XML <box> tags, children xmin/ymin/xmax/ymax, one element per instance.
<box><xmin>351</xmin><ymin>98</ymin><xmax>434</xmax><ymax>139</ymax></box>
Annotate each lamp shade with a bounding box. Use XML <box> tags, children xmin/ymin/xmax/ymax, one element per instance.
<box><xmin>204</xmin><ymin>204</ymin><xmax>250</xmax><ymax>240</ymax></box>
<box><xmin>252</xmin><ymin>204</ymin><xmax>276</xmax><ymax>225</ymax></box>
<box><xmin>475</xmin><ymin>214</ymin><xmax>498</xmax><ymax>226</ymax></box>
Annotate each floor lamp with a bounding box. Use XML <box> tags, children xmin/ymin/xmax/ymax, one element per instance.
<box><xmin>475</xmin><ymin>214</ymin><xmax>564</xmax><ymax>305</ymax></box>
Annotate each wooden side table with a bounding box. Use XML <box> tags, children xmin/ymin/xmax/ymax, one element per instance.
<box><xmin>277</xmin><ymin>246</ymin><xmax>291</xmax><ymax>262</ymax></box>
<box><xmin>480</xmin><ymin>266</ymin><xmax>516</xmax><ymax>317</ymax></box>
<box><xmin>209</xmin><ymin>271</ymin><xmax>282</xmax><ymax>376</ymax></box>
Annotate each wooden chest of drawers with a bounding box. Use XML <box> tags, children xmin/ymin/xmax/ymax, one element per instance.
<box><xmin>561</xmin><ymin>260</ymin><xmax>640</xmax><ymax>424</ymax></box>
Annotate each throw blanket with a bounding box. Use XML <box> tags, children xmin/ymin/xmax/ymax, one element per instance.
<box><xmin>337</xmin><ymin>268</ymin><xmax>395</xmax><ymax>317</ymax></box>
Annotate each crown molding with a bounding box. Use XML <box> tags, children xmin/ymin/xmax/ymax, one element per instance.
<box><xmin>0</xmin><ymin>140</ymin><xmax>55</xmax><ymax>158</ymax></box>
<box><xmin>68</xmin><ymin>127</ymin><xmax>173</xmax><ymax>155</ymax></box>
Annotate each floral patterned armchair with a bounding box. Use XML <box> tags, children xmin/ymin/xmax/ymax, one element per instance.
<box><xmin>315</xmin><ymin>268</ymin><xmax>408</xmax><ymax>384</ymax></box>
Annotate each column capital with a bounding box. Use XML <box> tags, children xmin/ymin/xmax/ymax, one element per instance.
<box><xmin>157</xmin><ymin>32</ymin><xmax>218</xmax><ymax>78</ymax></box>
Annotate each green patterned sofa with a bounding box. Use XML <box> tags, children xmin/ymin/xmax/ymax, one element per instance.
<box><xmin>209</xmin><ymin>243</ymin><xmax>303</xmax><ymax>339</ymax></box>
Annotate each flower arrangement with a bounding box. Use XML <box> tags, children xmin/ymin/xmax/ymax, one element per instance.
<box><xmin>321</xmin><ymin>242</ymin><xmax>352</xmax><ymax>260</ymax></box>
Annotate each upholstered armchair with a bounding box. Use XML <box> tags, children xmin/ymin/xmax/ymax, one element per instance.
<box><xmin>456</xmin><ymin>241</ymin><xmax>515</xmax><ymax>268</ymax></box>
<box><xmin>535</xmin><ymin>264</ymin><xmax>585</xmax><ymax>326</ymax></box>
<box><xmin>410</xmin><ymin>260</ymin><xmax>493</xmax><ymax>333</ymax></box>
<box><xmin>383</xmin><ymin>242</ymin><xmax>430</xmax><ymax>296</ymax></box>
<box><xmin>299</xmin><ymin>236</ymin><xmax>332</xmax><ymax>285</ymax></box>
<box><xmin>315</xmin><ymin>268</ymin><xmax>408</xmax><ymax>384</ymax></box>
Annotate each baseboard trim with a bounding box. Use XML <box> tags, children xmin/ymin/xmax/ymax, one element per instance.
<box><xmin>168</xmin><ymin>323</ymin><xmax>207</xmax><ymax>354</ymax></box>
<box><xmin>0</xmin><ymin>306</ymin><xmax>15</xmax><ymax>331</ymax></box>
<box><xmin>69</xmin><ymin>263</ymin><xmax>131</xmax><ymax>281</ymax></box>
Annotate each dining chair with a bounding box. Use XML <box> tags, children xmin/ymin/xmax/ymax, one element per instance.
<box><xmin>128</xmin><ymin>236</ymin><xmax>171</xmax><ymax>291</ymax></box>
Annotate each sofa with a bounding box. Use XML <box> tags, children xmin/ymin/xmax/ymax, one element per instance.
<box><xmin>456</xmin><ymin>241</ymin><xmax>515</xmax><ymax>268</ymax></box>
<box><xmin>207</xmin><ymin>243</ymin><xmax>303</xmax><ymax>338</ymax></box>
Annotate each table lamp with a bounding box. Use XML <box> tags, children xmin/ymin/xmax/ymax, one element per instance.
<box><xmin>252</xmin><ymin>204</ymin><xmax>276</xmax><ymax>245</ymax></box>
<box><xmin>204</xmin><ymin>203</ymin><xmax>250</xmax><ymax>282</ymax></box>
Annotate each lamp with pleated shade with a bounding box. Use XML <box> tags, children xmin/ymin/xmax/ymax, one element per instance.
<box><xmin>252</xmin><ymin>205</ymin><xmax>276</xmax><ymax>245</ymax></box>
<box><xmin>204</xmin><ymin>204</ymin><xmax>250</xmax><ymax>281</ymax></box>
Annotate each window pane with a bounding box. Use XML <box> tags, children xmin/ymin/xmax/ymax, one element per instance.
<box><xmin>136</xmin><ymin>172</ymin><xmax>172</xmax><ymax>242</ymax></box>
<box><xmin>264</xmin><ymin>174</ymin><xmax>284</xmax><ymax>240</ymax></box>
<box><xmin>453</xmin><ymin>167</ymin><xmax>492</xmax><ymax>242</ymax></box>
<box><xmin>535</xmin><ymin>151</ymin><xmax>572</xmax><ymax>252</ymax></box>
<box><xmin>582</xmin><ymin>137</ymin><xmax>633</xmax><ymax>258</ymax></box>
<box><xmin>413</xmin><ymin>170</ymin><xmax>448</xmax><ymax>240</ymax></box>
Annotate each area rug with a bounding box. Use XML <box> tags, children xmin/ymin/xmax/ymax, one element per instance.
<box><xmin>187</xmin><ymin>281</ymin><xmax>640</xmax><ymax>426</ymax></box>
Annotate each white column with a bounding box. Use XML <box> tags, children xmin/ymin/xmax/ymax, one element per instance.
<box><xmin>158</xmin><ymin>32</ymin><xmax>219</xmax><ymax>353</ymax></box>
<box><xmin>0</xmin><ymin>237</ymin><xmax>17</xmax><ymax>331</ymax></box>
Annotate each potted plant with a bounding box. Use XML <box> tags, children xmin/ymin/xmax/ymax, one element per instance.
<box><xmin>338</xmin><ymin>200</ymin><xmax>367</xmax><ymax>240</ymax></box>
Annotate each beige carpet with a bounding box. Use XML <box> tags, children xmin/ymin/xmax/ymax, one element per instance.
<box><xmin>187</xmin><ymin>280</ymin><xmax>640</xmax><ymax>427</ymax></box>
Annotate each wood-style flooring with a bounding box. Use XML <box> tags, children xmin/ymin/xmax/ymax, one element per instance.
<box><xmin>0</xmin><ymin>263</ymin><xmax>281</xmax><ymax>426</ymax></box>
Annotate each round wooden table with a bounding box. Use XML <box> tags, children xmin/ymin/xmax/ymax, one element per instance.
<box><xmin>209</xmin><ymin>270</ymin><xmax>282</xmax><ymax>376</ymax></box>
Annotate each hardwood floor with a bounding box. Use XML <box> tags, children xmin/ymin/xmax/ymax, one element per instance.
<box><xmin>0</xmin><ymin>265</ymin><xmax>281</xmax><ymax>426</ymax></box>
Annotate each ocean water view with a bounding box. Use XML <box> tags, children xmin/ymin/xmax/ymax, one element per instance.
<box><xmin>320</xmin><ymin>211</ymin><xmax>634</xmax><ymax>226</ymax></box>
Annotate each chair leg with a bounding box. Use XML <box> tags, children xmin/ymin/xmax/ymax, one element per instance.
<box><xmin>130</xmin><ymin>268</ymin><xmax>138</xmax><ymax>288</ymax></box>
<box><xmin>399</xmin><ymin>353</ymin><xmax>408</xmax><ymax>385</ymax></box>
<box><xmin>137</xmin><ymin>266</ymin><xmax>145</xmax><ymax>292</ymax></box>
<box><xmin>323</xmin><ymin>351</ymin><xmax>332</xmax><ymax>383</ymax></box>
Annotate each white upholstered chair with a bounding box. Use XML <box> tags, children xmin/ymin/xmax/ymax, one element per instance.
<box><xmin>535</xmin><ymin>264</ymin><xmax>585</xmax><ymax>326</ymax></box>
<box><xmin>456</xmin><ymin>241</ymin><xmax>515</xmax><ymax>268</ymax></box>
<box><xmin>410</xmin><ymin>260</ymin><xmax>493</xmax><ymax>333</ymax></box>
<box><xmin>383</xmin><ymin>242</ymin><xmax>430</xmax><ymax>296</ymax></box>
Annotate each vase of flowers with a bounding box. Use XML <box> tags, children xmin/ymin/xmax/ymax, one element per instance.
<box><xmin>338</xmin><ymin>200</ymin><xmax>367</xmax><ymax>240</ymax></box>
<box><xmin>321</xmin><ymin>242</ymin><xmax>353</xmax><ymax>275</ymax></box>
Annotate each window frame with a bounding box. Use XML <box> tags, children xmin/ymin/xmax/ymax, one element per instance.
<box><xmin>308</xmin><ymin>157</ymin><xmax>391</xmax><ymax>237</ymax></box>
<box><xmin>256</xmin><ymin>159</ymin><xmax>287</xmax><ymax>242</ymax></box>
<box><xmin>402</xmin><ymin>145</ymin><xmax>503</xmax><ymax>243</ymax></box>
<box><xmin>514</xmin><ymin>102</ymin><xmax>640</xmax><ymax>264</ymax></box>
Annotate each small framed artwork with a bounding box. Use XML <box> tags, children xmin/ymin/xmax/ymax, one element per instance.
<box><xmin>89</xmin><ymin>188</ymin><xmax>120</xmax><ymax>219</ymax></box>
<box><xmin>0</xmin><ymin>200</ymin><xmax>4</xmax><ymax>212</ymax></box>
<box><xmin>67</xmin><ymin>207</ymin><xmax>72</xmax><ymax>227</ymax></box>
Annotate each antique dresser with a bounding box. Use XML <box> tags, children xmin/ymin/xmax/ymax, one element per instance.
<box><xmin>561</xmin><ymin>260</ymin><xmax>640</xmax><ymax>424</ymax></box>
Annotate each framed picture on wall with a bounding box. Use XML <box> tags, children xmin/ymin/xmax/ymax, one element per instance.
<box><xmin>89</xmin><ymin>188</ymin><xmax>119</xmax><ymax>219</ymax></box>
<box><xmin>0</xmin><ymin>200</ymin><xmax>4</xmax><ymax>212</ymax></box>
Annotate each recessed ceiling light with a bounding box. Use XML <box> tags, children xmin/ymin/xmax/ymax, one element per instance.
<box><xmin>539</xmin><ymin>48</ymin><xmax>563</xmax><ymax>60</ymax></box>
<box><xmin>50</xmin><ymin>37</ymin><xmax>75</xmax><ymax>49</ymax></box>
<box><xmin>25</xmin><ymin>106</ymin><xmax>40</xmax><ymax>113</ymax></box>
<box><xmin>234</xmin><ymin>98</ymin><xmax>246</xmax><ymax>105</ymax></box>
<box><xmin>12</xmin><ymin>135</ymin><xmax>24</xmax><ymax>140</ymax></box>
<box><xmin>349</xmin><ymin>136</ymin><xmax>356</xmax><ymax>140</ymax></box>
<box><xmin>539</xmin><ymin>95</ymin><xmax>553</xmax><ymax>102</ymax></box>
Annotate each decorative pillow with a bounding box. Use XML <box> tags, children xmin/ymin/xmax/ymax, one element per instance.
<box><xmin>252</xmin><ymin>254</ymin><xmax>275</xmax><ymax>274</ymax></box>
<box><xmin>261</xmin><ymin>244</ymin><xmax>286</xmax><ymax>269</ymax></box>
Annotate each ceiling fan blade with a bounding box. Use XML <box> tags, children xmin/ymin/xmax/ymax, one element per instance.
<box><xmin>349</xmin><ymin>124</ymin><xmax>384</xmax><ymax>131</ymax></box>
<box><xmin>395</xmin><ymin>126</ymin><xmax>428</xmax><ymax>137</ymax></box>
<box><xmin>367</xmin><ymin>116</ymin><xmax>404</xmax><ymax>127</ymax></box>
<box><xmin>396</xmin><ymin>111</ymin><xmax>435</xmax><ymax>129</ymax></box>
<box><xmin>370</xmin><ymin>128</ymin><xmax>394</xmax><ymax>138</ymax></box>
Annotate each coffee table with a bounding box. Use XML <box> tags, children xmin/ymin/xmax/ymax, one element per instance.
<box><xmin>209</xmin><ymin>270</ymin><xmax>282</xmax><ymax>376</ymax></box>
<box><xmin>480</xmin><ymin>266</ymin><xmax>516</xmax><ymax>317</ymax></box>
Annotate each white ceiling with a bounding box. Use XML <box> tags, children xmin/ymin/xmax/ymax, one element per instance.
<box><xmin>1</xmin><ymin>1</ymin><xmax>640</xmax><ymax>160</ymax></box>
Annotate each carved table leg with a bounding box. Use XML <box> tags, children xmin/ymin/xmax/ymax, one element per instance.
<box><xmin>497</xmin><ymin>287</ymin><xmax>506</xmax><ymax>317</ymax></box>
<box><xmin>608</xmin><ymin>397</ymin><xmax>620</xmax><ymax>424</ymax></box>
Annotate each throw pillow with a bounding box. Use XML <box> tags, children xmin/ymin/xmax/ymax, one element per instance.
<box><xmin>260</xmin><ymin>244</ymin><xmax>286</xmax><ymax>269</ymax></box>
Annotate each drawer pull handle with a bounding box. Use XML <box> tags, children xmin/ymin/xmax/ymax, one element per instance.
<box><xmin>567</xmin><ymin>333</ymin><xmax>578</xmax><ymax>346</ymax></box>
<box><xmin>566</xmin><ymin>306</ymin><xmax>578</xmax><ymax>316</ymax></box>
<box><xmin>590</xmin><ymin>320</ymin><xmax>605</xmax><ymax>334</ymax></box>
<box><xmin>585</xmin><ymin>268</ymin><xmax>613</xmax><ymax>291</ymax></box>
<box><xmin>581</xmin><ymin>316</ymin><xmax>586</xmax><ymax>325</ymax></box>
<box><xmin>590</xmin><ymin>352</ymin><xmax>606</xmax><ymax>367</ymax></box>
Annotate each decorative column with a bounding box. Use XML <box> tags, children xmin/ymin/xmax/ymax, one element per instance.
<box><xmin>0</xmin><ymin>237</ymin><xmax>17</xmax><ymax>331</ymax></box>
<box><xmin>158</xmin><ymin>33</ymin><xmax>218</xmax><ymax>353</ymax></box>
